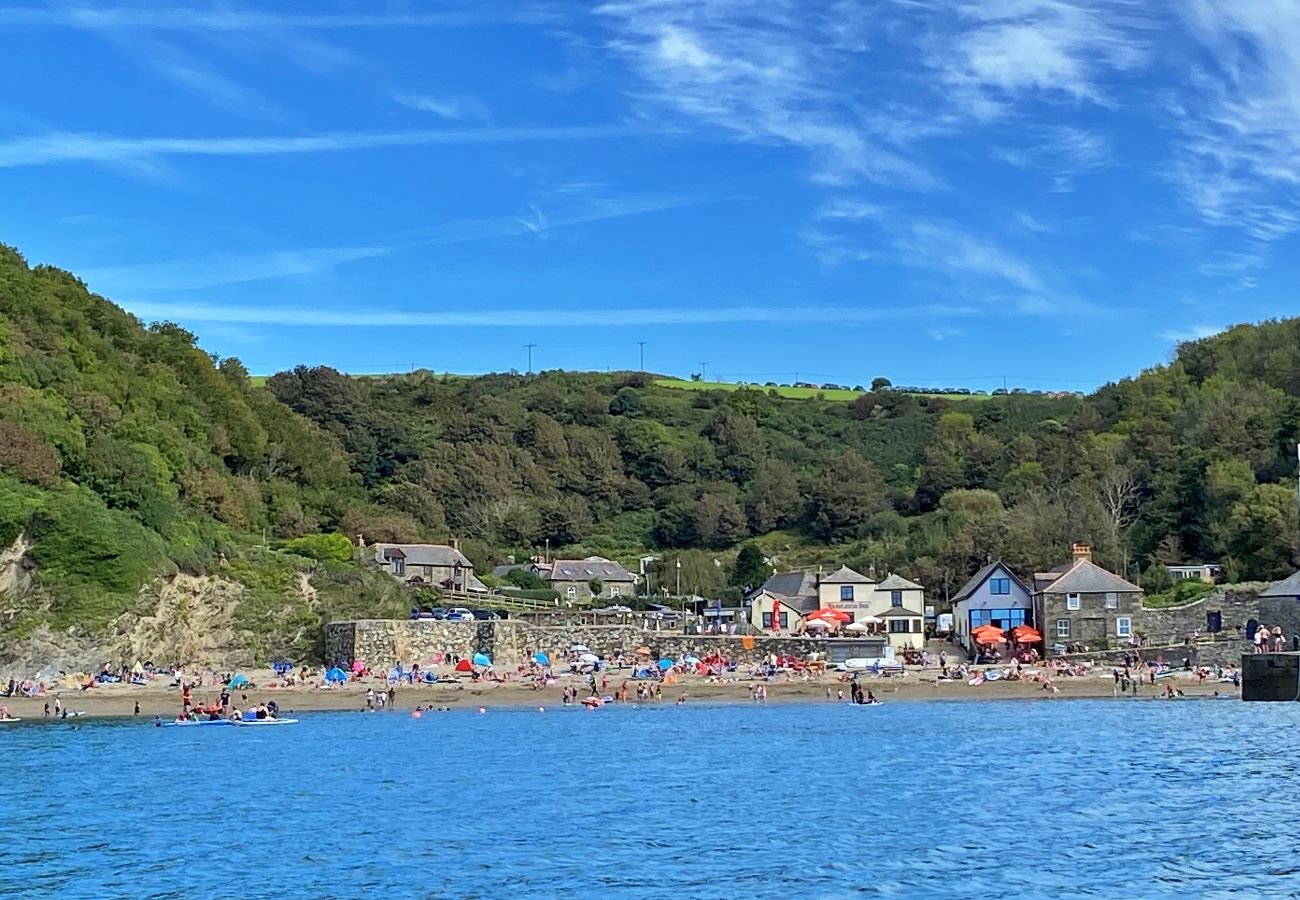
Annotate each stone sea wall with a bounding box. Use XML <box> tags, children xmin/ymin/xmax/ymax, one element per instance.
<box><xmin>324</xmin><ymin>619</ymin><xmax>831</xmax><ymax>668</ymax></box>
<box><xmin>1138</xmin><ymin>588</ymin><xmax>1262</xmax><ymax>644</ymax></box>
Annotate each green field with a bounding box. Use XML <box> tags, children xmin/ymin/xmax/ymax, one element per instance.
<box><xmin>652</xmin><ymin>378</ymin><xmax>994</xmax><ymax>401</ymax></box>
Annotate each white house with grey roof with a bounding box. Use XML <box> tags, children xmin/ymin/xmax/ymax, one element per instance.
<box><xmin>747</xmin><ymin>565</ymin><xmax>926</xmax><ymax>645</ymax></box>
<box><xmin>952</xmin><ymin>561</ymin><xmax>1034</xmax><ymax>653</ymax></box>
<box><xmin>547</xmin><ymin>557</ymin><xmax>635</xmax><ymax>600</ymax></box>
<box><xmin>370</xmin><ymin>542</ymin><xmax>487</xmax><ymax>592</ymax></box>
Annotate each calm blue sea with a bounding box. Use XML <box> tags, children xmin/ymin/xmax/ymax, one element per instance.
<box><xmin>0</xmin><ymin>699</ymin><xmax>1288</xmax><ymax>898</ymax></box>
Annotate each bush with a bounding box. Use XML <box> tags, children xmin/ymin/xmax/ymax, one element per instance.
<box><xmin>280</xmin><ymin>532</ymin><xmax>353</xmax><ymax>562</ymax></box>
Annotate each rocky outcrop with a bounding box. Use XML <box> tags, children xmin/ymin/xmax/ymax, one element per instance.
<box><xmin>109</xmin><ymin>573</ymin><xmax>248</xmax><ymax>668</ymax></box>
<box><xmin>0</xmin><ymin>533</ymin><xmax>35</xmax><ymax>600</ymax></box>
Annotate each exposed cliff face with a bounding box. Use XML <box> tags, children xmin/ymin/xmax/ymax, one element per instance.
<box><xmin>109</xmin><ymin>573</ymin><xmax>249</xmax><ymax>669</ymax></box>
<box><xmin>0</xmin><ymin>534</ymin><xmax>35</xmax><ymax>600</ymax></box>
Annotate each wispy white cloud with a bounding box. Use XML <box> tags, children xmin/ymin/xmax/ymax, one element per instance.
<box><xmin>393</xmin><ymin>92</ymin><xmax>491</xmax><ymax>121</ymax></box>
<box><xmin>0</xmin><ymin>124</ymin><xmax>643</xmax><ymax>169</ymax></box>
<box><xmin>1170</xmin><ymin>3</ymin><xmax>1300</xmax><ymax>242</ymax></box>
<box><xmin>594</xmin><ymin>0</ymin><xmax>939</xmax><ymax>189</ymax></box>
<box><xmin>1157</xmin><ymin>323</ymin><xmax>1224</xmax><ymax>343</ymax></box>
<box><xmin>893</xmin><ymin>219</ymin><xmax>1044</xmax><ymax>292</ymax></box>
<box><xmin>79</xmin><ymin>194</ymin><xmax>695</xmax><ymax>294</ymax></box>
<box><xmin>0</xmin><ymin>6</ymin><xmax>555</xmax><ymax>30</ymax></box>
<box><xmin>123</xmin><ymin>301</ymin><xmax>980</xmax><ymax>328</ymax></box>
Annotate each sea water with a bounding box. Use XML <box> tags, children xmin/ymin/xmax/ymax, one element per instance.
<box><xmin>0</xmin><ymin>699</ymin><xmax>1290</xmax><ymax>898</ymax></box>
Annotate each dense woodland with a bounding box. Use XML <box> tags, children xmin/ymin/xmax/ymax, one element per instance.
<box><xmin>2</xmin><ymin>243</ymin><xmax>1300</xmax><ymax>642</ymax></box>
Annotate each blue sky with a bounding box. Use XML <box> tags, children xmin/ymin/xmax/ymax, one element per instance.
<box><xmin>2</xmin><ymin>1</ymin><xmax>1298</xmax><ymax>390</ymax></box>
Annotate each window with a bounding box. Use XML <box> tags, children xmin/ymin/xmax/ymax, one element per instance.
<box><xmin>912</xmin><ymin>619</ymin><xmax>922</xmax><ymax>633</ymax></box>
<box><xmin>889</xmin><ymin>619</ymin><xmax>911</xmax><ymax>633</ymax></box>
<box><xmin>891</xmin><ymin>591</ymin><xmax>903</xmax><ymax>607</ymax></box>
<box><xmin>1116</xmin><ymin>617</ymin><xmax>1132</xmax><ymax>638</ymax></box>
<box><xmin>781</xmin><ymin>613</ymin><xmax>788</xmax><ymax>629</ymax></box>
<box><xmin>840</xmin><ymin>585</ymin><xmax>854</xmax><ymax>601</ymax></box>
<box><xmin>610</xmin><ymin>585</ymin><xmax>621</xmax><ymax>597</ymax></box>
<box><xmin>762</xmin><ymin>612</ymin><xmax>772</xmax><ymax>628</ymax></box>
<box><xmin>1066</xmin><ymin>593</ymin><xmax>1080</xmax><ymax>611</ymax></box>
<box><xmin>990</xmin><ymin>577</ymin><xmax>1010</xmax><ymax>595</ymax></box>
<box><xmin>1056</xmin><ymin>618</ymin><xmax>1071</xmax><ymax>637</ymax></box>
<box><xmin>1105</xmin><ymin>592</ymin><xmax>1118</xmax><ymax>609</ymax></box>
<box><xmin>969</xmin><ymin>609</ymin><xmax>1031</xmax><ymax>630</ymax></box>
<box><xmin>391</xmin><ymin>559</ymin><xmax>404</xmax><ymax>576</ymax></box>
<box><xmin>566</xmin><ymin>586</ymin><xmax>577</xmax><ymax>599</ymax></box>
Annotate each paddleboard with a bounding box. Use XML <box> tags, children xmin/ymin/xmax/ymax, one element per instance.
<box><xmin>163</xmin><ymin>719</ymin><xmax>233</xmax><ymax>727</ymax></box>
<box><xmin>231</xmin><ymin>717</ymin><xmax>298</xmax><ymax>726</ymax></box>
<box><xmin>854</xmin><ymin>701</ymin><xmax>885</xmax><ymax>707</ymax></box>
<box><xmin>0</xmin><ymin>717</ymin><xmax>21</xmax><ymax>724</ymax></box>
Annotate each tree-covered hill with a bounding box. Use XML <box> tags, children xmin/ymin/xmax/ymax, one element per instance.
<box><xmin>2</xmin><ymin>240</ymin><xmax>1299</xmax><ymax>661</ymax></box>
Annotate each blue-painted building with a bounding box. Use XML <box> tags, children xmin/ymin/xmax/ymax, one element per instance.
<box><xmin>951</xmin><ymin>561</ymin><xmax>1034</xmax><ymax>653</ymax></box>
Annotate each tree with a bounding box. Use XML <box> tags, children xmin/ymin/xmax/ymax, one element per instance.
<box><xmin>870</xmin><ymin>377</ymin><xmax>892</xmax><ymax>392</ymax></box>
<box><xmin>588</xmin><ymin>576</ymin><xmax>604</xmax><ymax>596</ymax></box>
<box><xmin>730</xmin><ymin>544</ymin><xmax>769</xmax><ymax>592</ymax></box>
<box><xmin>806</xmin><ymin>451</ymin><xmax>889</xmax><ymax>540</ymax></box>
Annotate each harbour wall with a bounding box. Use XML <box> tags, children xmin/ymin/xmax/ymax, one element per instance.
<box><xmin>325</xmin><ymin>619</ymin><xmax>835</xmax><ymax>668</ymax></box>
<box><xmin>1137</xmin><ymin>588</ymin><xmax>1262</xmax><ymax>645</ymax></box>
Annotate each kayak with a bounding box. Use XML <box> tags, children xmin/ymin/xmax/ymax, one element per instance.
<box><xmin>162</xmin><ymin>719</ymin><xmax>233</xmax><ymax>727</ymax></box>
<box><xmin>231</xmin><ymin>717</ymin><xmax>298</xmax><ymax>726</ymax></box>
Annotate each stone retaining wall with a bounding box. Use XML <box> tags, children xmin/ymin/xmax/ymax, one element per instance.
<box><xmin>325</xmin><ymin>619</ymin><xmax>837</xmax><ymax>668</ymax></box>
<box><xmin>1137</xmin><ymin>588</ymin><xmax>1262</xmax><ymax>644</ymax></box>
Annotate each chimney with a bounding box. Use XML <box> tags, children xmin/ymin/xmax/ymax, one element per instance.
<box><xmin>1071</xmin><ymin>542</ymin><xmax>1092</xmax><ymax>564</ymax></box>
<box><xmin>356</xmin><ymin>533</ymin><xmax>365</xmax><ymax>548</ymax></box>
<box><xmin>450</xmin><ymin>538</ymin><xmax>460</xmax><ymax>552</ymax></box>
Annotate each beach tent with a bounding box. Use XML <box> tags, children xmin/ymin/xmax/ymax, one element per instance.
<box><xmin>454</xmin><ymin>659</ymin><xmax>474</xmax><ymax>673</ymax></box>
<box><xmin>228</xmin><ymin>674</ymin><xmax>248</xmax><ymax>688</ymax></box>
<box><xmin>472</xmin><ymin>653</ymin><xmax>492</xmax><ymax>667</ymax></box>
<box><xmin>658</xmin><ymin>658</ymin><xmax>674</xmax><ymax>670</ymax></box>
<box><xmin>533</xmin><ymin>652</ymin><xmax>550</xmax><ymax>666</ymax></box>
<box><xmin>325</xmin><ymin>667</ymin><xmax>347</xmax><ymax>684</ymax></box>
<box><xmin>131</xmin><ymin>662</ymin><xmax>145</xmax><ymax>676</ymax></box>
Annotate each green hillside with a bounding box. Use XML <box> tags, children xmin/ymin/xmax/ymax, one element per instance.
<box><xmin>2</xmin><ymin>240</ymin><xmax>1299</xmax><ymax>660</ymax></box>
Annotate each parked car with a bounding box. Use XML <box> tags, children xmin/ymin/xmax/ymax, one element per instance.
<box><xmin>429</xmin><ymin>607</ymin><xmax>449</xmax><ymax>620</ymax></box>
<box><xmin>445</xmin><ymin>607</ymin><xmax>475</xmax><ymax>621</ymax></box>
<box><xmin>471</xmin><ymin>609</ymin><xmax>501</xmax><ymax>621</ymax></box>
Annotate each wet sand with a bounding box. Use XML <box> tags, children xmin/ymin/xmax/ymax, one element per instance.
<box><xmin>0</xmin><ymin>667</ymin><xmax>1239</xmax><ymax>720</ymax></box>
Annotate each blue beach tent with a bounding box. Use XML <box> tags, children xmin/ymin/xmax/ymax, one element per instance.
<box><xmin>472</xmin><ymin>653</ymin><xmax>492</xmax><ymax>667</ymax></box>
<box><xmin>325</xmin><ymin>667</ymin><xmax>347</xmax><ymax>684</ymax></box>
<box><xmin>533</xmin><ymin>652</ymin><xmax>550</xmax><ymax>666</ymax></box>
<box><xmin>228</xmin><ymin>674</ymin><xmax>248</xmax><ymax>689</ymax></box>
<box><xmin>658</xmin><ymin>658</ymin><xmax>674</xmax><ymax>670</ymax></box>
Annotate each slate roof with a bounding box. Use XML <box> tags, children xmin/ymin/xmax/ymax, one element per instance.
<box><xmin>1038</xmin><ymin>559</ymin><xmax>1139</xmax><ymax>594</ymax></box>
<box><xmin>877</xmin><ymin>573</ymin><xmax>923</xmax><ymax>591</ymax></box>
<box><xmin>1261</xmin><ymin>570</ymin><xmax>1300</xmax><ymax>599</ymax></box>
<box><xmin>953</xmin><ymin>561</ymin><xmax>1029</xmax><ymax>603</ymax></box>
<box><xmin>877</xmin><ymin>606</ymin><xmax>924</xmax><ymax>618</ymax></box>
<box><xmin>759</xmin><ymin>571</ymin><xmax>818</xmax><ymax>599</ymax></box>
<box><xmin>374</xmin><ymin>543</ymin><xmax>471</xmax><ymax>568</ymax></box>
<box><xmin>818</xmin><ymin>565</ymin><xmax>873</xmax><ymax>584</ymax></box>
<box><xmin>548</xmin><ymin>557</ymin><xmax>635</xmax><ymax>582</ymax></box>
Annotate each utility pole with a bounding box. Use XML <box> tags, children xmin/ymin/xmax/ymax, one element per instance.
<box><xmin>700</xmin><ymin>361</ymin><xmax>709</xmax><ymax>382</ymax></box>
<box><xmin>676</xmin><ymin>558</ymin><xmax>682</xmax><ymax>597</ymax></box>
<box><xmin>524</xmin><ymin>343</ymin><xmax>536</xmax><ymax>374</ymax></box>
<box><xmin>637</xmin><ymin>341</ymin><xmax>646</xmax><ymax>372</ymax></box>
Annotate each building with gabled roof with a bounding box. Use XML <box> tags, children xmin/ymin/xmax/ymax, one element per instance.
<box><xmin>952</xmin><ymin>561</ymin><xmax>1034</xmax><ymax>653</ymax></box>
<box><xmin>1033</xmin><ymin>543</ymin><xmax>1142</xmax><ymax>655</ymax></box>
<box><xmin>547</xmin><ymin>557</ymin><xmax>635</xmax><ymax>600</ymax></box>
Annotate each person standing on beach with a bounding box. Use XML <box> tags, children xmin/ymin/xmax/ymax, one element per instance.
<box><xmin>133</xmin><ymin>700</ymin><xmax>140</xmax><ymax>716</ymax></box>
<box><xmin>365</xmin><ymin>688</ymin><xmax>374</xmax><ymax>711</ymax></box>
<box><xmin>53</xmin><ymin>696</ymin><xmax>62</xmax><ymax>717</ymax></box>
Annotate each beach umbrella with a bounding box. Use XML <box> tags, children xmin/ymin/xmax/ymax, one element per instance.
<box><xmin>455</xmin><ymin>659</ymin><xmax>474</xmax><ymax>673</ymax></box>
<box><xmin>856</xmin><ymin>615</ymin><xmax>883</xmax><ymax>625</ymax></box>
<box><xmin>805</xmin><ymin>619</ymin><xmax>830</xmax><ymax>630</ymax></box>
<box><xmin>579</xmin><ymin>653</ymin><xmax>599</xmax><ymax>664</ymax></box>
<box><xmin>570</xmin><ymin>643</ymin><xmax>590</xmax><ymax>653</ymax></box>
<box><xmin>684</xmin><ymin>655</ymin><xmax>700</xmax><ymax>665</ymax></box>
<box><xmin>634</xmin><ymin>646</ymin><xmax>652</xmax><ymax>656</ymax></box>
<box><xmin>472</xmin><ymin>653</ymin><xmax>492</xmax><ymax>667</ymax></box>
<box><xmin>658</xmin><ymin>658</ymin><xmax>674</xmax><ymax>670</ymax></box>
<box><xmin>844</xmin><ymin>622</ymin><xmax>869</xmax><ymax>633</ymax></box>
<box><xmin>325</xmin><ymin>667</ymin><xmax>347</xmax><ymax>683</ymax></box>
<box><xmin>533</xmin><ymin>652</ymin><xmax>550</xmax><ymax>666</ymax></box>
<box><xmin>228</xmin><ymin>674</ymin><xmax>248</xmax><ymax>688</ymax></box>
<box><xmin>771</xmin><ymin>599</ymin><xmax>781</xmax><ymax>631</ymax></box>
<box><xmin>351</xmin><ymin>659</ymin><xmax>366</xmax><ymax>673</ymax></box>
<box><xmin>808</xmin><ymin>608</ymin><xmax>852</xmax><ymax>624</ymax></box>
<box><xmin>1012</xmin><ymin>625</ymin><xmax>1042</xmax><ymax>643</ymax></box>
<box><xmin>974</xmin><ymin>628</ymin><xmax>1005</xmax><ymax>645</ymax></box>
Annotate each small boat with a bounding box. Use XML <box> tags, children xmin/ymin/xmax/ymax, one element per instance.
<box><xmin>231</xmin><ymin>717</ymin><xmax>298</xmax><ymax>726</ymax></box>
<box><xmin>0</xmin><ymin>717</ymin><xmax>21</xmax><ymax>724</ymax></box>
<box><xmin>854</xmin><ymin>701</ymin><xmax>885</xmax><ymax>707</ymax></box>
<box><xmin>162</xmin><ymin>719</ymin><xmax>234</xmax><ymax>728</ymax></box>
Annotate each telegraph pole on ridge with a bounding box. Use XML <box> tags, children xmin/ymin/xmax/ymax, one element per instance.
<box><xmin>637</xmin><ymin>341</ymin><xmax>646</xmax><ymax>372</ymax></box>
<box><xmin>524</xmin><ymin>343</ymin><xmax>536</xmax><ymax>375</ymax></box>
<box><xmin>700</xmin><ymin>361</ymin><xmax>709</xmax><ymax>381</ymax></box>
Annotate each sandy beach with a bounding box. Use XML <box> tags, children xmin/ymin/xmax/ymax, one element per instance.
<box><xmin>0</xmin><ymin>665</ymin><xmax>1239</xmax><ymax>720</ymax></box>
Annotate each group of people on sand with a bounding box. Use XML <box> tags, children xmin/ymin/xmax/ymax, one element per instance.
<box><xmin>174</xmin><ymin>682</ymin><xmax>282</xmax><ymax>722</ymax></box>
<box><xmin>1252</xmin><ymin>626</ymin><xmax>1296</xmax><ymax>654</ymax></box>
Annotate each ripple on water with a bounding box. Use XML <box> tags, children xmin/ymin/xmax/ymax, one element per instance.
<box><xmin>0</xmin><ymin>699</ymin><xmax>1292</xmax><ymax>898</ymax></box>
